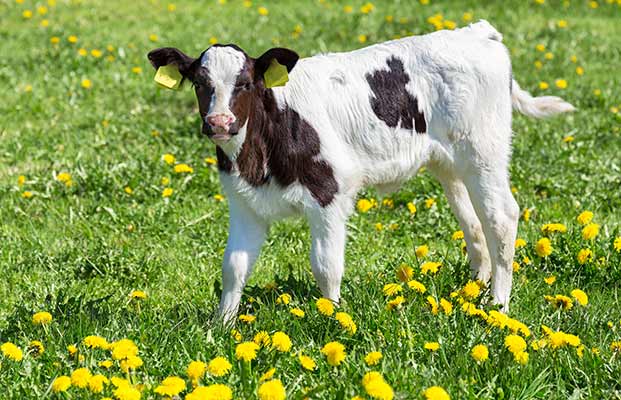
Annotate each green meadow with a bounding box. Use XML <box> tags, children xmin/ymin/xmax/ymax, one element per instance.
<box><xmin>1</xmin><ymin>0</ymin><xmax>621</xmax><ymax>399</ymax></box>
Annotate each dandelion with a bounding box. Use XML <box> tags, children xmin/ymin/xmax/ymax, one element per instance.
<box><xmin>186</xmin><ymin>384</ymin><xmax>233</xmax><ymax>400</ymax></box>
<box><xmin>174</xmin><ymin>163</ymin><xmax>194</xmax><ymax>173</ymax></box>
<box><xmin>571</xmin><ymin>289</ymin><xmax>588</xmax><ymax>306</ymax></box>
<box><xmin>290</xmin><ymin>307</ymin><xmax>305</xmax><ymax>318</ymax></box>
<box><xmin>1</xmin><ymin>342</ymin><xmax>23</xmax><ymax>361</ymax></box>
<box><xmin>276</xmin><ymin>293</ymin><xmax>291</xmax><ymax>305</ymax></box>
<box><xmin>504</xmin><ymin>335</ymin><xmax>527</xmax><ymax>355</ymax></box>
<box><xmin>407</xmin><ymin>202</ymin><xmax>417</xmax><ymax>214</ymax></box>
<box><xmin>91</xmin><ymin>49</ymin><xmax>103</xmax><ymax>57</ymax></box>
<box><xmin>357</xmin><ymin>198</ymin><xmax>373</xmax><ymax>213</ymax></box>
<box><xmin>614</xmin><ymin>237</ymin><xmax>621</xmax><ymax>252</ymax></box>
<box><xmin>155</xmin><ymin>376</ymin><xmax>186</xmax><ymax>397</ymax></box>
<box><xmin>461</xmin><ymin>281</ymin><xmax>481</xmax><ymax>299</ymax></box>
<box><xmin>78</xmin><ymin>48</ymin><xmax>88</xmax><ymax>56</ymax></box>
<box><xmin>167</xmin><ymin>3</ymin><xmax>177</xmax><ymax>11</ymax></box>
<box><xmin>110</xmin><ymin>339</ymin><xmax>138</xmax><ymax>360</ymax></box>
<box><xmin>32</xmin><ymin>311</ymin><xmax>53</xmax><ymax>325</ymax></box>
<box><xmin>316</xmin><ymin>298</ymin><xmax>335</xmax><ymax>316</ymax></box>
<box><xmin>71</xmin><ymin>368</ymin><xmax>92</xmax><ymax>388</ymax></box>
<box><xmin>415</xmin><ymin>244</ymin><xmax>429</xmax><ymax>257</ymax></box>
<box><xmin>81</xmin><ymin>79</ymin><xmax>92</xmax><ymax>89</ymax></box>
<box><xmin>67</xmin><ymin>344</ymin><xmax>78</xmax><ymax>355</ymax></box>
<box><xmin>360</xmin><ymin>2</ymin><xmax>375</xmax><ymax>13</ymax></box>
<box><xmin>427</xmin><ymin>296</ymin><xmax>439</xmax><ymax>315</ymax></box>
<box><xmin>50</xmin><ymin>36</ymin><xmax>60</xmax><ymax>44</ymax></box>
<box><xmin>271</xmin><ymin>332</ymin><xmax>292</xmax><ymax>352</ymax></box>
<box><xmin>162</xmin><ymin>187</ymin><xmax>173</xmax><ymax>197</ymax></box>
<box><xmin>440</xmin><ymin>298</ymin><xmax>453</xmax><ymax>315</ymax></box>
<box><xmin>545</xmin><ymin>294</ymin><xmax>573</xmax><ymax>310</ymax></box>
<box><xmin>541</xmin><ymin>223</ymin><xmax>567</xmax><ymax>234</ymax></box>
<box><xmin>52</xmin><ymin>376</ymin><xmax>71</xmax><ymax>393</ymax></box>
<box><xmin>83</xmin><ymin>335</ymin><xmax>109</xmax><ymax>349</ymax></box>
<box><xmin>535</xmin><ymin>238</ymin><xmax>552</xmax><ymax>257</ymax></box>
<box><xmin>423</xmin><ymin>386</ymin><xmax>450</xmax><ymax>400</ymax></box>
<box><xmin>362</xmin><ymin>351</ymin><xmax>382</xmax><ymax>367</ymax></box>
<box><xmin>576</xmin><ymin>66</ymin><xmax>584</xmax><ymax>75</ymax></box>
<box><xmin>257</xmin><ymin>6</ymin><xmax>269</xmax><ymax>16</ymax></box>
<box><xmin>557</xmin><ymin>19</ymin><xmax>568</xmax><ymax>28</ymax></box>
<box><xmin>555</xmin><ymin>79</ymin><xmax>568</xmax><ymax>89</ymax></box>
<box><xmin>258</xmin><ymin>379</ymin><xmax>286</xmax><ymax>400</ymax></box>
<box><xmin>99</xmin><ymin>360</ymin><xmax>113</xmax><ymax>368</ymax></box>
<box><xmin>544</xmin><ymin>52</ymin><xmax>554</xmax><ymax>60</ymax></box>
<box><xmin>130</xmin><ymin>290</ymin><xmax>147</xmax><ymax>300</ymax></box>
<box><xmin>238</xmin><ymin>314</ymin><xmax>256</xmax><ymax>324</ymax></box>
<box><xmin>358</xmin><ymin>34</ymin><xmax>367</xmax><ymax>44</ymax></box>
<box><xmin>462</xmin><ymin>12</ymin><xmax>473</xmax><ymax>22</ymax></box>
<box><xmin>205</xmin><ymin>157</ymin><xmax>217</xmax><ymax>165</ymax></box>
<box><xmin>407</xmin><ymin>279</ymin><xmax>426</xmax><ymax>293</ymax></box>
<box><xmin>343</xmin><ymin>5</ymin><xmax>353</xmax><ymax>13</ymax></box>
<box><xmin>321</xmin><ymin>341</ymin><xmax>346</xmax><ymax>366</ymax></box>
<box><xmin>214</xmin><ymin>194</ymin><xmax>225</xmax><ymax>201</ymax></box>
<box><xmin>335</xmin><ymin>312</ymin><xmax>357</xmax><ymax>334</ymax></box>
<box><xmin>236</xmin><ymin>342</ymin><xmax>260</xmax><ymax>362</ymax></box>
<box><xmin>471</xmin><ymin>344</ymin><xmax>489</xmax><ymax>362</ymax></box>
<box><xmin>113</xmin><ymin>384</ymin><xmax>141</xmax><ymax>400</ymax></box>
<box><xmin>29</xmin><ymin>340</ymin><xmax>44</xmax><ymax>356</ymax></box>
<box><xmin>425</xmin><ymin>198</ymin><xmax>436</xmax><ymax>208</ymax></box>
<box><xmin>514</xmin><ymin>351</ymin><xmax>529</xmax><ymax>364</ymax></box>
<box><xmin>207</xmin><ymin>356</ymin><xmax>232</xmax><ymax>376</ymax></box>
<box><xmin>451</xmin><ymin>230</ymin><xmax>464</xmax><ymax>240</ymax></box>
<box><xmin>544</xmin><ymin>275</ymin><xmax>556</xmax><ymax>285</ymax></box>
<box><xmin>539</xmin><ymin>82</ymin><xmax>549</xmax><ymax>90</ymax></box>
<box><xmin>535</xmin><ymin>43</ymin><xmax>546</xmax><ymax>52</ymax></box>
<box><xmin>522</xmin><ymin>208</ymin><xmax>531</xmax><ymax>222</ymax></box>
<box><xmin>383</xmin><ymin>283</ymin><xmax>402</xmax><ymax>296</ymax></box>
<box><xmin>88</xmin><ymin>374</ymin><xmax>109</xmax><ymax>393</ymax></box>
<box><xmin>534</xmin><ymin>60</ymin><xmax>543</xmax><ymax>69</ymax></box>
<box><xmin>298</xmin><ymin>354</ymin><xmax>316</xmax><ymax>370</ymax></box>
<box><xmin>582</xmin><ymin>223</ymin><xmax>600</xmax><ymax>240</ymax></box>
<box><xmin>577</xmin><ymin>248</ymin><xmax>593</xmax><ymax>264</ymax></box>
<box><xmin>386</xmin><ymin>296</ymin><xmax>405</xmax><ymax>310</ymax></box>
<box><xmin>162</xmin><ymin>153</ymin><xmax>175</xmax><ymax>165</ymax></box>
<box><xmin>424</xmin><ymin>342</ymin><xmax>440</xmax><ymax>352</ymax></box>
<box><xmin>23</xmin><ymin>9</ymin><xmax>33</xmax><ymax>18</ymax></box>
<box><xmin>576</xmin><ymin>211</ymin><xmax>593</xmax><ymax>225</ymax></box>
<box><xmin>362</xmin><ymin>371</ymin><xmax>394</xmax><ymax>400</ymax></box>
<box><xmin>420</xmin><ymin>261</ymin><xmax>441</xmax><ymax>275</ymax></box>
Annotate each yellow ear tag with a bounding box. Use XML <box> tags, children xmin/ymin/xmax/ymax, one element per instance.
<box><xmin>154</xmin><ymin>64</ymin><xmax>183</xmax><ymax>90</ymax></box>
<box><xmin>264</xmin><ymin>59</ymin><xmax>289</xmax><ymax>88</ymax></box>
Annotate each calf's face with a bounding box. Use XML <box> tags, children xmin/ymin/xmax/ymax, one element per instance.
<box><xmin>147</xmin><ymin>45</ymin><xmax>299</xmax><ymax>144</ymax></box>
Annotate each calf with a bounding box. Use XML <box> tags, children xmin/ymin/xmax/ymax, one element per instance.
<box><xmin>148</xmin><ymin>20</ymin><xmax>574</xmax><ymax>322</ymax></box>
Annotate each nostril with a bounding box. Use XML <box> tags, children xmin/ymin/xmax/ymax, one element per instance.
<box><xmin>206</xmin><ymin>116</ymin><xmax>218</xmax><ymax>126</ymax></box>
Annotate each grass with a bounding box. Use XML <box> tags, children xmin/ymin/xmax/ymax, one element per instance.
<box><xmin>1</xmin><ymin>0</ymin><xmax>621</xmax><ymax>399</ymax></box>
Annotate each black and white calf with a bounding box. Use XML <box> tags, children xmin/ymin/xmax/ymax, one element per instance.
<box><xmin>148</xmin><ymin>21</ymin><xmax>574</xmax><ymax>322</ymax></box>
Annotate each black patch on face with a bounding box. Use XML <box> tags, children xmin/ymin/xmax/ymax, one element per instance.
<box><xmin>366</xmin><ymin>56</ymin><xmax>426</xmax><ymax>134</ymax></box>
<box><xmin>220</xmin><ymin>85</ymin><xmax>338</xmax><ymax>207</ymax></box>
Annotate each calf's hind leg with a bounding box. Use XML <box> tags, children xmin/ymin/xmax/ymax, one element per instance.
<box><xmin>429</xmin><ymin>167</ymin><xmax>492</xmax><ymax>282</ymax></box>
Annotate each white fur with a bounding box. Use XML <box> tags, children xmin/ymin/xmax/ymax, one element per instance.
<box><xmin>212</xmin><ymin>20</ymin><xmax>574</xmax><ymax>322</ymax></box>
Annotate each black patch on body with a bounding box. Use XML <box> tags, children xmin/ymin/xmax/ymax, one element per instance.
<box><xmin>365</xmin><ymin>56</ymin><xmax>426</xmax><ymax>134</ymax></box>
<box><xmin>217</xmin><ymin>87</ymin><xmax>338</xmax><ymax>207</ymax></box>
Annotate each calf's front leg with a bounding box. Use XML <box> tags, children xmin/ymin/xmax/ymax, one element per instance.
<box><xmin>218</xmin><ymin>197</ymin><xmax>268</xmax><ymax>324</ymax></box>
<box><xmin>308</xmin><ymin>209</ymin><xmax>347</xmax><ymax>303</ymax></box>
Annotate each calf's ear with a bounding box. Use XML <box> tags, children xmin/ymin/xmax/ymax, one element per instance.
<box><xmin>147</xmin><ymin>47</ymin><xmax>196</xmax><ymax>77</ymax></box>
<box><xmin>254</xmin><ymin>47</ymin><xmax>299</xmax><ymax>84</ymax></box>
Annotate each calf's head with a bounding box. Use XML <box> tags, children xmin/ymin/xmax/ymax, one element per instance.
<box><xmin>147</xmin><ymin>44</ymin><xmax>298</xmax><ymax>144</ymax></box>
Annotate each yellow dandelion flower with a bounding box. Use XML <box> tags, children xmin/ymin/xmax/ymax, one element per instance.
<box><xmin>23</xmin><ymin>9</ymin><xmax>33</xmax><ymax>18</ymax></box>
<box><xmin>110</xmin><ymin>339</ymin><xmax>138</xmax><ymax>360</ymax></box>
<box><xmin>88</xmin><ymin>374</ymin><xmax>109</xmax><ymax>393</ymax></box>
<box><xmin>52</xmin><ymin>376</ymin><xmax>71</xmax><ymax>392</ymax></box>
<box><xmin>461</xmin><ymin>281</ymin><xmax>481</xmax><ymax>299</ymax></box>
<box><xmin>535</xmin><ymin>44</ymin><xmax>546</xmax><ymax>52</ymax></box>
<box><xmin>364</xmin><ymin>351</ymin><xmax>383</xmax><ymax>366</ymax></box>
<box><xmin>357</xmin><ymin>198</ymin><xmax>373</xmax><ymax>213</ymax></box>
<box><xmin>582</xmin><ymin>223</ymin><xmax>599</xmax><ymax>240</ymax></box>
<box><xmin>238</xmin><ymin>314</ymin><xmax>256</xmax><ymax>324</ymax></box>
<box><xmin>343</xmin><ymin>5</ymin><xmax>353</xmax><ymax>13</ymax></box>
<box><xmin>99</xmin><ymin>360</ymin><xmax>113</xmax><ymax>368</ymax></box>
<box><xmin>557</xmin><ymin>19</ymin><xmax>568</xmax><ymax>28</ymax></box>
<box><xmin>358</xmin><ymin>34</ymin><xmax>367</xmax><ymax>44</ymax></box>
<box><xmin>515</xmin><ymin>238</ymin><xmax>527</xmax><ymax>248</ymax></box>
<box><xmin>471</xmin><ymin>344</ymin><xmax>488</xmax><ymax>362</ymax></box>
<box><xmin>235</xmin><ymin>342</ymin><xmax>260</xmax><ymax>362</ymax></box>
<box><xmin>427</xmin><ymin>296</ymin><xmax>439</xmax><ymax>315</ymax></box>
<box><xmin>425</xmin><ymin>198</ymin><xmax>435</xmax><ymax>208</ymax></box>
<box><xmin>186</xmin><ymin>384</ymin><xmax>232</xmax><ymax>400</ymax></box>
<box><xmin>539</xmin><ymin>82</ymin><xmax>549</xmax><ymax>90</ymax></box>
<box><xmin>29</xmin><ymin>340</ymin><xmax>44</xmax><ymax>356</ymax></box>
<box><xmin>129</xmin><ymin>290</ymin><xmax>147</xmax><ymax>299</ymax></box>
<box><xmin>32</xmin><ymin>311</ymin><xmax>53</xmax><ymax>325</ymax></box>
<box><xmin>541</xmin><ymin>223</ymin><xmax>567</xmax><ymax>234</ymax></box>
<box><xmin>81</xmin><ymin>79</ymin><xmax>92</xmax><ymax>89</ymax></box>
<box><xmin>316</xmin><ymin>298</ymin><xmax>335</xmax><ymax>316</ymax></box>
<box><xmin>113</xmin><ymin>385</ymin><xmax>141</xmax><ymax>400</ymax></box>
<box><xmin>207</xmin><ymin>356</ymin><xmax>232</xmax><ymax>377</ymax></box>
<box><xmin>167</xmin><ymin>3</ymin><xmax>176</xmax><ymax>11</ymax></box>
<box><xmin>259</xmin><ymin>368</ymin><xmax>276</xmax><ymax>382</ymax></box>
<box><xmin>383</xmin><ymin>283</ymin><xmax>403</xmax><ymax>296</ymax></box>
<box><xmin>462</xmin><ymin>12</ymin><xmax>473</xmax><ymax>22</ymax></box>
<box><xmin>187</xmin><ymin>360</ymin><xmax>206</xmax><ymax>382</ymax></box>
<box><xmin>420</xmin><ymin>261</ymin><xmax>441</xmax><ymax>275</ymax></box>
<box><xmin>362</xmin><ymin>371</ymin><xmax>394</xmax><ymax>400</ymax></box>
<box><xmin>407</xmin><ymin>279</ymin><xmax>426</xmax><ymax>293</ymax></box>
<box><xmin>386</xmin><ymin>295</ymin><xmax>405</xmax><ymax>310</ymax></box>
<box><xmin>299</xmin><ymin>354</ymin><xmax>316</xmax><ymax>370</ymax></box>
<box><xmin>335</xmin><ymin>312</ymin><xmax>357</xmax><ymax>334</ymax></box>
<box><xmin>290</xmin><ymin>307</ymin><xmax>305</xmax><ymax>318</ymax></box>
<box><xmin>258</xmin><ymin>379</ymin><xmax>285</xmax><ymax>400</ymax></box>
<box><xmin>1</xmin><ymin>342</ymin><xmax>23</xmax><ymax>361</ymax></box>
<box><xmin>257</xmin><ymin>6</ymin><xmax>269</xmax><ymax>16</ymax></box>
<box><xmin>407</xmin><ymin>202</ymin><xmax>417</xmax><ymax>214</ymax></box>
<box><xmin>276</xmin><ymin>293</ymin><xmax>291</xmax><ymax>305</ymax></box>
<box><xmin>514</xmin><ymin>350</ymin><xmax>529</xmax><ymax>365</ymax></box>
<box><xmin>504</xmin><ymin>335</ymin><xmax>527</xmax><ymax>355</ymax></box>
<box><xmin>577</xmin><ymin>248</ymin><xmax>593</xmax><ymax>264</ymax></box>
<box><xmin>614</xmin><ymin>237</ymin><xmax>621</xmax><ymax>252</ymax></box>
<box><xmin>544</xmin><ymin>275</ymin><xmax>556</xmax><ymax>285</ymax></box>
<box><xmin>155</xmin><ymin>376</ymin><xmax>186</xmax><ymax>397</ymax></box>
<box><xmin>174</xmin><ymin>163</ymin><xmax>194</xmax><ymax>173</ymax></box>
<box><xmin>422</xmin><ymin>386</ymin><xmax>450</xmax><ymax>400</ymax></box>
<box><xmin>254</xmin><ymin>331</ymin><xmax>271</xmax><ymax>347</ymax></box>
<box><xmin>83</xmin><ymin>335</ymin><xmax>109</xmax><ymax>349</ymax></box>
<box><xmin>555</xmin><ymin>79</ymin><xmax>568</xmax><ymax>89</ymax></box>
<box><xmin>415</xmin><ymin>244</ymin><xmax>428</xmax><ymax>257</ymax></box>
<box><xmin>71</xmin><ymin>368</ymin><xmax>92</xmax><ymax>388</ymax></box>
<box><xmin>162</xmin><ymin>187</ymin><xmax>173</xmax><ymax>197</ymax></box>
<box><xmin>395</xmin><ymin>264</ymin><xmax>413</xmax><ymax>282</ymax></box>
<box><xmin>535</xmin><ymin>238</ymin><xmax>552</xmax><ymax>257</ymax></box>
<box><xmin>544</xmin><ymin>52</ymin><xmax>554</xmax><ymax>60</ymax></box>
<box><xmin>321</xmin><ymin>341</ymin><xmax>346</xmax><ymax>366</ymax></box>
<box><xmin>271</xmin><ymin>331</ymin><xmax>292</xmax><ymax>352</ymax></box>
<box><xmin>424</xmin><ymin>342</ymin><xmax>440</xmax><ymax>352</ymax></box>
<box><xmin>78</xmin><ymin>48</ymin><xmax>87</xmax><ymax>56</ymax></box>
<box><xmin>440</xmin><ymin>298</ymin><xmax>453</xmax><ymax>315</ymax></box>
<box><xmin>571</xmin><ymin>289</ymin><xmax>588</xmax><ymax>306</ymax></box>
<box><xmin>91</xmin><ymin>49</ymin><xmax>103</xmax><ymax>58</ymax></box>
<box><xmin>576</xmin><ymin>211</ymin><xmax>593</xmax><ymax>225</ymax></box>
<box><xmin>451</xmin><ymin>230</ymin><xmax>464</xmax><ymax>240</ymax></box>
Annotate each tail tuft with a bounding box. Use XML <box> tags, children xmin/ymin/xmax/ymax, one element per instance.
<box><xmin>511</xmin><ymin>79</ymin><xmax>575</xmax><ymax>118</ymax></box>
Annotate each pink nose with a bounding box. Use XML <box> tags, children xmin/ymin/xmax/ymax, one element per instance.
<box><xmin>207</xmin><ymin>114</ymin><xmax>235</xmax><ymax>131</ymax></box>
